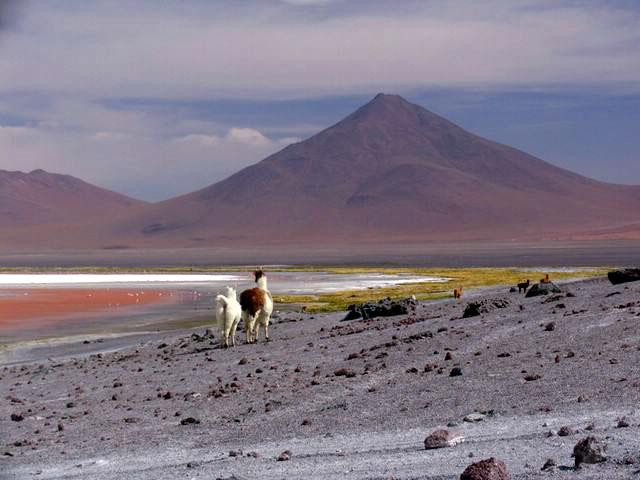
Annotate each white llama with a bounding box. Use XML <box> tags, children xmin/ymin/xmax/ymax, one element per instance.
<box><xmin>215</xmin><ymin>286</ymin><xmax>241</xmax><ymax>348</ymax></box>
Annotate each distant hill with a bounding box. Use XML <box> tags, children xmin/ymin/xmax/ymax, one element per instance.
<box><xmin>107</xmin><ymin>93</ymin><xmax>640</xmax><ymax>247</ymax></box>
<box><xmin>0</xmin><ymin>169</ymin><xmax>143</xmax><ymax>228</ymax></box>
<box><xmin>1</xmin><ymin>95</ymin><xmax>639</xmax><ymax>250</ymax></box>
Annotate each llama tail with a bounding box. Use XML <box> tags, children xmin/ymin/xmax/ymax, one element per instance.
<box><xmin>216</xmin><ymin>294</ymin><xmax>229</xmax><ymax>307</ymax></box>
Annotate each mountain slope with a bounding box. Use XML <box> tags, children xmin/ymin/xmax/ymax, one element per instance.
<box><xmin>110</xmin><ymin>93</ymin><xmax>640</xmax><ymax>246</ymax></box>
<box><xmin>0</xmin><ymin>169</ymin><xmax>143</xmax><ymax>228</ymax></box>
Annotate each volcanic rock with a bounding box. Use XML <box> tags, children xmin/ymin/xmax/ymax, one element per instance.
<box><xmin>277</xmin><ymin>450</ymin><xmax>291</xmax><ymax>461</ymax></box>
<box><xmin>460</xmin><ymin>457</ymin><xmax>510</xmax><ymax>480</ymax></box>
<box><xmin>573</xmin><ymin>436</ymin><xmax>607</xmax><ymax>467</ymax></box>
<box><xmin>424</xmin><ymin>429</ymin><xmax>464</xmax><ymax>449</ymax></box>
<box><xmin>462</xmin><ymin>298</ymin><xmax>510</xmax><ymax>318</ymax></box>
<box><xmin>525</xmin><ymin>282</ymin><xmax>563</xmax><ymax>298</ymax></box>
<box><xmin>343</xmin><ymin>297</ymin><xmax>416</xmax><ymax>321</ymax></box>
<box><xmin>607</xmin><ymin>268</ymin><xmax>640</xmax><ymax>285</ymax></box>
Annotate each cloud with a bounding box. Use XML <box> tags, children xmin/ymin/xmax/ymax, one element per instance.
<box><xmin>0</xmin><ymin>1</ymin><xmax>639</xmax><ymax>99</ymax></box>
<box><xmin>225</xmin><ymin>127</ymin><xmax>271</xmax><ymax>147</ymax></box>
<box><xmin>0</xmin><ymin>95</ymin><xmax>298</xmax><ymax>201</ymax></box>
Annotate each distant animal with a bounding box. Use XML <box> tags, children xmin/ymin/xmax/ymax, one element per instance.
<box><xmin>453</xmin><ymin>287</ymin><xmax>463</xmax><ymax>299</ymax></box>
<box><xmin>239</xmin><ymin>269</ymin><xmax>274</xmax><ymax>344</ymax></box>
<box><xmin>517</xmin><ymin>279</ymin><xmax>530</xmax><ymax>293</ymax></box>
<box><xmin>540</xmin><ymin>274</ymin><xmax>550</xmax><ymax>283</ymax></box>
<box><xmin>215</xmin><ymin>286</ymin><xmax>241</xmax><ymax>348</ymax></box>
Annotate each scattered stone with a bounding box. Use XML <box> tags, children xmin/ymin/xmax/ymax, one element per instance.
<box><xmin>544</xmin><ymin>322</ymin><xmax>556</xmax><ymax>332</ymax></box>
<box><xmin>557</xmin><ymin>426</ymin><xmax>573</xmax><ymax>437</ymax></box>
<box><xmin>449</xmin><ymin>367</ymin><xmax>463</xmax><ymax>377</ymax></box>
<box><xmin>424</xmin><ymin>429</ymin><xmax>465</xmax><ymax>449</ymax></box>
<box><xmin>238</xmin><ymin>358</ymin><xmax>248</xmax><ymax>365</ymax></box>
<box><xmin>124</xmin><ymin>417</ymin><xmax>141</xmax><ymax>424</ymax></box>
<box><xmin>301</xmin><ymin>418</ymin><xmax>311</xmax><ymax>426</ymax></box>
<box><xmin>445</xmin><ymin>352</ymin><xmax>453</xmax><ymax>361</ymax></box>
<box><xmin>334</xmin><ymin>368</ymin><xmax>356</xmax><ymax>378</ymax></box>
<box><xmin>180</xmin><ymin>417</ymin><xmax>200</xmax><ymax>425</ymax></box>
<box><xmin>460</xmin><ymin>457</ymin><xmax>510</xmax><ymax>480</ymax></box>
<box><xmin>607</xmin><ymin>268</ymin><xmax>640</xmax><ymax>285</ymax></box>
<box><xmin>66</xmin><ymin>402</ymin><xmax>75</xmax><ymax>408</ymax></box>
<box><xmin>541</xmin><ymin>459</ymin><xmax>556</xmax><ymax>471</ymax></box>
<box><xmin>573</xmin><ymin>436</ymin><xmax>607</xmax><ymax>468</ymax></box>
<box><xmin>617</xmin><ymin>417</ymin><xmax>630</xmax><ymax>428</ymax></box>
<box><xmin>277</xmin><ymin>450</ymin><xmax>291</xmax><ymax>461</ymax></box>
<box><xmin>524</xmin><ymin>374</ymin><xmax>542</xmax><ymax>382</ymax></box>
<box><xmin>343</xmin><ymin>297</ymin><xmax>417</xmax><ymax>321</ymax></box>
<box><xmin>463</xmin><ymin>298</ymin><xmax>510</xmax><ymax>318</ymax></box>
<box><xmin>464</xmin><ymin>412</ymin><xmax>486</xmax><ymax>423</ymax></box>
<box><xmin>10</xmin><ymin>413</ymin><xmax>24</xmax><ymax>422</ymax></box>
<box><xmin>525</xmin><ymin>282</ymin><xmax>563</xmax><ymax>298</ymax></box>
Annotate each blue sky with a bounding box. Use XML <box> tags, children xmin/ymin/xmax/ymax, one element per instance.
<box><xmin>0</xmin><ymin>0</ymin><xmax>639</xmax><ymax>200</ymax></box>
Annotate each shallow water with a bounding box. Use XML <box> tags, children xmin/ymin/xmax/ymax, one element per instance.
<box><xmin>0</xmin><ymin>271</ymin><xmax>447</xmax><ymax>294</ymax></box>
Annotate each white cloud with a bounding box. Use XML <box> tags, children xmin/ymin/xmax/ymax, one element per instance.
<box><xmin>225</xmin><ymin>127</ymin><xmax>271</xmax><ymax>147</ymax></box>
<box><xmin>174</xmin><ymin>133</ymin><xmax>221</xmax><ymax>147</ymax></box>
<box><xmin>0</xmin><ymin>106</ymin><xmax>296</xmax><ymax>201</ymax></box>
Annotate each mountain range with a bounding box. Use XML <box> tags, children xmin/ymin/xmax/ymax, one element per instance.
<box><xmin>2</xmin><ymin>94</ymin><xmax>639</xmax><ymax>250</ymax></box>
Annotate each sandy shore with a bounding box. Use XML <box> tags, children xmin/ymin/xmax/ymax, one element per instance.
<box><xmin>1</xmin><ymin>276</ymin><xmax>639</xmax><ymax>479</ymax></box>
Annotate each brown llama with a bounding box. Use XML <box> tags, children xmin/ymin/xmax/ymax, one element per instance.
<box><xmin>517</xmin><ymin>279</ymin><xmax>530</xmax><ymax>293</ymax></box>
<box><xmin>453</xmin><ymin>286</ymin><xmax>463</xmax><ymax>299</ymax></box>
<box><xmin>540</xmin><ymin>274</ymin><xmax>550</xmax><ymax>283</ymax></box>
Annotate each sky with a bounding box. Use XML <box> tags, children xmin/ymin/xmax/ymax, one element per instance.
<box><xmin>0</xmin><ymin>0</ymin><xmax>639</xmax><ymax>201</ymax></box>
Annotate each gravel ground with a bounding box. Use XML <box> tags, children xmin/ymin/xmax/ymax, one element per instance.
<box><xmin>2</xmin><ymin>276</ymin><xmax>639</xmax><ymax>479</ymax></box>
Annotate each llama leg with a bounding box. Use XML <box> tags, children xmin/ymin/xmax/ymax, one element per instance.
<box><xmin>265</xmin><ymin>321</ymin><xmax>270</xmax><ymax>341</ymax></box>
<box><xmin>230</xmin><ymin>319</ymin><xmax>237</xmax><ymax>347</ymax></box>
<box><xmin>252</xmin><ymin>320</ymin><xmax>260</xmax><ymax>343</ymax></box>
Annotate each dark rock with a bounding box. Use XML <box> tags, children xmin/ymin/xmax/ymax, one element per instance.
<box><xmin>463</xmin><ymin>298</ymin><xmax>510</xmax><ymax>318</ymax></box>
<box><xmin>334</xmin><ymin>368</ymin><xmax>356</xmax><ymax>378</ymax></box>
<box><xmin>541</xmin><ymin>459</ymin><xmax>556</xmax><ymax>471</ymax></box>
<box><xmin>573</xmin><ymin>436</ymin><xmax>607</xmax><ymax>467</ymax></box>
<box><xmin>617</xmin><ymin>417</ymin><xmax>630</xmax><ymax>428</ymax></box>
<box><xmin>524</xmin><ymin>374</ymin><xmax>542</xmax><ymax>382</ymax></box>
<box><xmin>460</xmin><ymin>457</ymin><xmax>510</xmax><ymax>480</ymax></box>
<box><xmin>444</xmin><ymin>352</ymin><xmax>453</xmax><ymax>361</ymax></box>
<box><xmin>525</xmin><ymin>282</ymin><xmax>563</xmax><ymax>298</ymax></box>
<box><xmin>424</xmin><ymin>429</ymin><xmax>464</xmax><ymax>449</ymax></box>
<box><xmin>10</xmin><ymin>413</ymin><xmax>24</xmax><ymax>422</ymax></box>
<box><xmin>342</xmin><ymin>297</ymin><xmax>417</xmax><ymax>321</ymax></box>
<box><xmin>607</xmin><ymin>268</ymin><xmax>640</xmax><ymax>285</ymax></box>
<box><xmin>238</xmin><ymin>358</ymin><xmax>248</xmax><ymax>365</ymax></box>
<box><xmin>557</xmin><ymin>426</ymin><xmax>573</xmax><ymax>436</ymax></box>
<box><xmin>450</xmin><ymin>367</ymin><xmax>463</xmax><ymax>377</ymax></box>
<box><xmin>124</xmin><ymin>417</ymin><xmax>141</xmax><ymax>424</ymax></box>
<box><xmin>301</xmin><ymin>418</ymin><xmax>311</xmax><ymax>426</ymax></box>
<box><xmin>180</xmin><ymin>417</ymin><xmax>200</xmax><ymax>425</ymax></box>
<box><xmin>544</xmin><ymin>322</ymin><xmax>556</xmax><ymax>331</ymax></box>
<box><xmin>277</xmin><ymin>450</ymin><xmax>291</xmax><ymax>461</ymax></box>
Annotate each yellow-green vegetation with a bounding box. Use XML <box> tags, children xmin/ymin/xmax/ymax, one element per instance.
<box><xmin>273</xmin><ymin>267</ymin><xmax>607</xmax><ymax>312</ymax></box>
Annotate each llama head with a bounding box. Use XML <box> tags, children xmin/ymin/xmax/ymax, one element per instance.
<box><xmin>253</xmin><ymin>268</ymin><xmax>265</xmax><ymax>283</ymax></box>
<box><xmin>224</xmin><ymin>286</ymin><xmax>236</xmax><ymax>299</ymax></box>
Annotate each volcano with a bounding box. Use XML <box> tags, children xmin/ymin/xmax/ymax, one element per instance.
<box><xmin>111</xmin><ymin>93</ymin><xmax>640</xmax><ymax>246</ymax></box>
<box><xmin>2</xmin><ymin>94</ymin><xmax>640</xmax><ymax>250</ymax></box>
